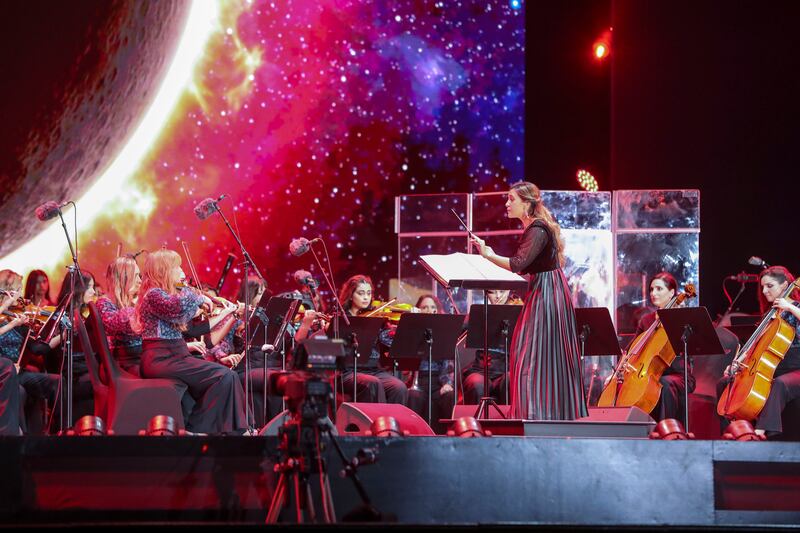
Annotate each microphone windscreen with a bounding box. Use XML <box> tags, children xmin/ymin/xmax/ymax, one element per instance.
<box><xmin>289</xmin><ymin>238</ymin><xmax>310</xmax><ymax>257</ymax></box>
<box><xmin>194</xmin><ymin>198</ymin><xmax>217</xmax><ymax>220</ymax></box>
<box><xmin>35</xmin><ymin>201</ymin><xmax>61</xmax><ymax>221</ymax></box>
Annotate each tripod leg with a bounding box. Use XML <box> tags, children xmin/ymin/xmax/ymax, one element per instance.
<box><xmin>266</xmin><ymin>472</ymin><xmax>288</xmax><ymax>523</ymax></box>
<box><xmin>301</xmin><ymin>476</ymin><xmax>316</xmax><ymax>523</ymax></box>
<box><xmin>321</xmin><ymin>471</ymin><xmax>336</xmax><ymax>523</ymax></box>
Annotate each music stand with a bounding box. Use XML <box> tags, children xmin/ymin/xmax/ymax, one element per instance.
<box><xmin>325</xmin><ymin>316</ymin><xmax>384</xmax><ymax>402</ymax></box>
<box><xmin>574</xmin><ymin>307</ymin><xmax>622</xmax><ymax>403</ymax></box>
<box><xmin>465</xmin><ymin>304</ymin><xmax>524</xmax><ymax>405</ymax></box>
<box><xmin>389</xmin><ymin>313</ymin><xmax>465</xmax><ymax>426</ymax></box>
<box><xmin>658</xmin><ymin>307</ymin><xmax>725</xmax><ymax>433</ymax></box>
<box><xmin>420</xmin><ymin>253</ymin><xmax>527</xmax><ymax>420</ymax></box>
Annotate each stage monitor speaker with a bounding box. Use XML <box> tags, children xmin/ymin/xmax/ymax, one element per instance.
<box><xmin>335</xmin><ymin>402</ymin><xmax>435</xmax><ymax>436</ymax></box>
<box><xmin>258</xmin><ymin>410</ymin><xmax>339</xmax><ymax>436</ymax></box>
<box><xmin>258</xmin><ymin>410</ymin><xmax>290</xmax><ymax>436</ymax></box>
<box><xmin>584</xmin><ymin>406</ymin><xmax>654</xmax><ymax>423</ymax></box>
<box><xmin>451</xmin><ymin>404</ymin><xmax>512</xmax><ymax>420</ymax></box>
<box><xmin>460</xmin><ymin>406</ymin><xmax>657</xmax><ymax>438</ymax></box>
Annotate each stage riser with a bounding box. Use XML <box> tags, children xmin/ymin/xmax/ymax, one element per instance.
<box><xmin>1</xmin><ymin>437</ymin><xmax>799</xmax><ymax>525</ymax></box>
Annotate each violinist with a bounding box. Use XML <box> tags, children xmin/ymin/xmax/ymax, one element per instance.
<box><xmin>337</xmin><ymin>275</ymin><xmax>407</xmax><ymax>405</ymax></box>
<box><xmin>633</xmin><ymin>272</ymin><xmax>695</xmax><ymax>422</ymax></box>
<box><xmin>472</xmin><ymin>181</ymin><xmax>587</xmax><ymax>420</ymax></box>
<box><xmin>406</xmin><ymin>294</ymin><xmax>455</xmax><ymax>433</ymax></box>
<box><xmin>0</xmin><ymin>269</ymin><xmax>60</xmax><ymax>433</ymax></box>
<box><xmin>132</xmin><ymin>249</ymin><xmax>247</xmax><ymax>435</ymax></box>
<box><xmin>0</xmin><ymin>357</ymin><xmax>20</xmax><ymax>435</ymax></box>
<box><xmin>718</xmin><ymin>266</ymin><xmax>800</xmax><ymax>438</ymax></box>
<box><xmin>54</xmin><ymin>269</ymin><xmax>97</xmax><ymax>422</ymax></box>
<box><xmin>24</xmin><ymin>269</ymin><xmax>55</xmax><ymax>308</ymax></box>
<box><xmin>96</xmin><ymin>256</ymin><xmax>144</xmax><ymax>375</ymax></box>
<box><xmin>461</xmin><ymin>289</ymin><xmax>518</xmax><ymax>406</ymax></box>
<box><xmin>231</xmin><ymin>275</ymin><xmax>283</xmax><ymax>426</ymax></box>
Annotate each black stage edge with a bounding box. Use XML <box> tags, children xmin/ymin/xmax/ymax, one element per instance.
<box><xmin>2</xmin><ymin>436</ymin><xmax>800</xmax><ymax>526</ymax></box>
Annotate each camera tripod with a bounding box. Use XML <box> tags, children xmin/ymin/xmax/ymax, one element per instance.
<box><xmin>266</xmin><ymin>416</ymin><xmax>336</xmax><ymax>523</ymax></box>
<box><xmin>266</xmin><ymin>375</ymin><xmax>381</xmax><ymax>524</ymax></box>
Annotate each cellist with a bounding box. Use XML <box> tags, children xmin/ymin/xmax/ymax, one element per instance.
<box><xmin>632</xmin><ymin>272</ymin><xmax>696</xmax><ymax>422</ymax></box>
<box><xmin>718</xmin><ymin>266</ymin><xmax>800</xmax><ymax>438</ymax></box>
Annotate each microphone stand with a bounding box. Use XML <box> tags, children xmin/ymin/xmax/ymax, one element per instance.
<box><xmin>211</xmin><ymin>202</ymin><xmax>265</xmax><ymax>433</ymax></box>
<box><xmin>56</xmin><ymin>203</ymin><xmax>85</xmax><ymax>432</ymax></box>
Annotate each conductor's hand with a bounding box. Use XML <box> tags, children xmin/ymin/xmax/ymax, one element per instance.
<box><xmin>470</xmin><ymin>236</ymin><xmax>494</xmax><ymax>259</ymax></box>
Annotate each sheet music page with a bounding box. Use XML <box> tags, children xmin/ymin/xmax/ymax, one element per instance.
<box><xmin>420</xmin><ymin>252</ymin><xmax>525</xmax><ymax>283</ymax></box>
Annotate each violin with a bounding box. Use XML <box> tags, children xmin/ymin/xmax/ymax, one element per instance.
<box><xmin>360</xmin><ymin>299</ymin><xmax>416</xmax><ymax>323</ymax></box>
<box><xmin>597</xmin><ymin>283</ymin><xmax>696</xmax><ymax>413</ymax></box>
<box><xmin>718</xmin><ymin>279</ymin><xmax>800</xmax><ymax>421</ymax></box>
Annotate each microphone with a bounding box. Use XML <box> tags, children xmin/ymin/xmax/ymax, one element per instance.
<box><xmin>293</xmin><ymin>269</ymin><xmax>319</xmax><ymax>289</ymax></box>
<box><xmin>726</xmin><ymin>272</ymin><xmax>760</xmax><ymax>283</ymax></box>
<box><xmin>35</xmin><ymin>201</ymin><xmax>69</xmax><ymax>221</ymax></box>
<box><xmin>289</xmin><ymin>237</ymin><xmax>322</xmax><ymax>257</ymax></box>
<box><xmin>193</xmin><ymin>194</ymin><xmax>228</xmax><ymax>221</ymax></box>
<box><xmin>748</xmin><ymin>256</ymin><xmax>770</xmax><ymax>269</ymax></box>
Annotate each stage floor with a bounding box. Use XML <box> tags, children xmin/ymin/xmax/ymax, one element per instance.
<box><xmin>2</xmin><ymin>434</ymin><xmax>800</xmax><ymax>526</ymax></box>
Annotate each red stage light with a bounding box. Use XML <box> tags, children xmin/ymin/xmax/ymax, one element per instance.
<box><xmin>592</xmin><ymin>28</ymin><xmax>612</xmax><ymax>61</ymax></box>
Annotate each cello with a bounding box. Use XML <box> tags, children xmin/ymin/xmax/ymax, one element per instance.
<box><xmin>717</xmin><ymin>278</ymin><xmax>800</xmax><ymax>421</ymax></box>
<box><xmin>597</xmin><ymin>283</ymin><xmax>696</xmax><ymax>412</ymax></box>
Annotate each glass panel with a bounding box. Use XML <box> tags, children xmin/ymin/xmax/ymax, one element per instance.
<box><xmin>397</xmin><ymin>234</ymin><xmax>471</xmax><ymax>308</ymax></box>
<box><xmin>542</xmin><ymin>191</ymin><xmax>612</xmax><ymax>230</ymax></box>
<box><xmin>397</xmin><ymin>194</ymin><xmax>469</xmax><ymax>234</ymax></box>
<box><xmin>615</xmin><ymin>190</ymin><xmax>700</xmax><ymax>230</ymax></box>
<box><xmin>615</xmin><ymin>232</ymin><xmax>700</xmax><ymax>334</ymax></box>
<box><xmin>563</xmin><ymin>229</ymin><xmax>614</xmax><ymax>311</ymax></box>
<box><xmin>472</xmin><ymin>190</ymin><xmax>612</xmax><ymax>232</ymax></box>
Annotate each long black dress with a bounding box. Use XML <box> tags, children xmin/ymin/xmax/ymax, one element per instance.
<box><xmin>509</xmin><ymin>220</ymin><xmax>588</xmax><ymax>420</ymax></box>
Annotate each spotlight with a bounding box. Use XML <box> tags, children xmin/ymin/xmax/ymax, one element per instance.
<box><xmin>366</xmin><ymin>416</ymin><xmax>407</xmax><ymax>437</ymax></box>
<box><xmin>592</xmin><ymin>28</ymin><xmax>612</xmax><ymax>61</ymax></box>
<box><xmin>71</xmin><ymin>415</ymin><xmax>108</xmax><ymax>436</ymax></box>
<box><xmin>447</xmin><ymin>416</ymin><xmax>491</xmax><ymax>437</ymax></box>
<box><xmin>649</xmin><ymin>419</ymin><xmax>694</xmax><ymax>440</ymax></box>
<box><xmin>722</xmin><ymin>420</ymin><xmax>766</xmax><ymax>441</ymax></box>
<box><xmin>576</xmin><ymin>169</ymin><xmax>599</xmax><ymax>192</ymax></box>
<box><xmin>509</xmin><ymin>0</ymin><xmax>523</xmax><ymax>9</ymax></box>
<box><xmin>138</xmin><ymin>415</ymin><xmax>185</xmax><ymax>436</ymax></box>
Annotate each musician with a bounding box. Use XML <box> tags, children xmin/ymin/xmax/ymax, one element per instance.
<box><xmin>232</xmin><ymin>275</ymin><xmax>283</xmax><ymax>426</ymax></box>
<box><xmin>407</xmin><ymin>294</ymin><xmax>454</xmax><ymax>433</ymax></box>
<box><xmin>472</xmin><ymin>181</ymin><xmax>587</xmax><ymax>420</ymax></box>
<box><xmin>0</xmin><ymin>269</ymin><xmax>60</xmax><ymax>432</ymax></box>
<box><xmin>24</xmin><ymin>269</ymin><xmax>55</xmax><ymax>307</ymax></box>
<box><xmin>720</xmin><ymin>266</ymin><xmax>800</xmax><ymax>438</ymax></box>
<box><xmin>0</xmin><ymin>358</ymin><xmax>20</xmax><ymax>435</ymax></box>
<box><xmin>461</xmin><ymin>289</ymin><xmax>517</xmax><ymax>406</ymax></box>
<box><xmin>338</xmin><ymin>275</ymin><xmax>407</xmax><ymax>405</ymax></box>
<box><xmin>132</xmin><ymin>249</ymin><xmax>247</xmax><ymax>435</ymax></box>
<box><xmin>634</xmin><ymin>272</ymin><xmax>696</xmax><ymax>423</ymax></box>
<box><xmin>54</xmin><ymin>269</ymin><xmax>98</xmax><ymax>422</ymax></box>
<box><xmin>96</xmin><ymin>256</ymin><xmax>143</xmax><ymax>375</ymax></box>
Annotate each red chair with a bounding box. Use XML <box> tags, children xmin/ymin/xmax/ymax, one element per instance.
<box><xmin>81</xmin><ymin>302</ymin><xmax>185</xmax><ymax>435</ymax></box>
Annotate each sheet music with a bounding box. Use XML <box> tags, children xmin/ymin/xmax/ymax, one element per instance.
<box><xmin>420</xmin><ymin>253</ymin><xmax>526</xmax><ymax>285</ymax></box>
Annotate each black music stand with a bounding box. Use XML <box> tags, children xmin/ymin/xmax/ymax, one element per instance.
<box><xmin>658</xmin><ymin>307</ymin><xmax>725</xmax><ymax>433</ymax></box>
<box><xmin>418</xmin><ymin>253</ymin><xmax>528</xmax><ymax>420</ymax></box>
<box><xmin>326</xmin><ymin>316</ymin><xmax>384</xmax><ymax>402</ymax></box>
<box><xmin>389</xmin><ymin>313</ymin><xmax>464</xmax><ymax>426</ymax></box>
<box><xmin>465</xmin><ymin>304</ymin><xmax>524</xmax><ymax>405</ymax></box>
<box><xmin>574</xmin><ymin>307</ymin><xmax>622</xmax><ymax>403</ymax></box>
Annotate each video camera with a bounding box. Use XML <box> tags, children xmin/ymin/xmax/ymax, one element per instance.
<box><xmin>269</xmin><ymin>337</ymin><xmax>347</xmax><ymax>421</ymax></box>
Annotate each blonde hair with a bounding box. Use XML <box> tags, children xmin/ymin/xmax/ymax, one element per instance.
<box><xmin>132</xmin><ymin>250</ymin><xmax>182</xmax><ymax>333</ymax></box>
<box><xmin>106</xmin><ymin>256</ymin><xmax>139</xmax><ymax>309</ymax></box>
<box><xmin>510</xmin><ymin>181</ymin><xmax>566</xmax><ymax>267</ymax></box>
<box><xmin>0</xmin><ymin>270</ymin><xmax>23</xmax><ymax>292</ymax></box>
